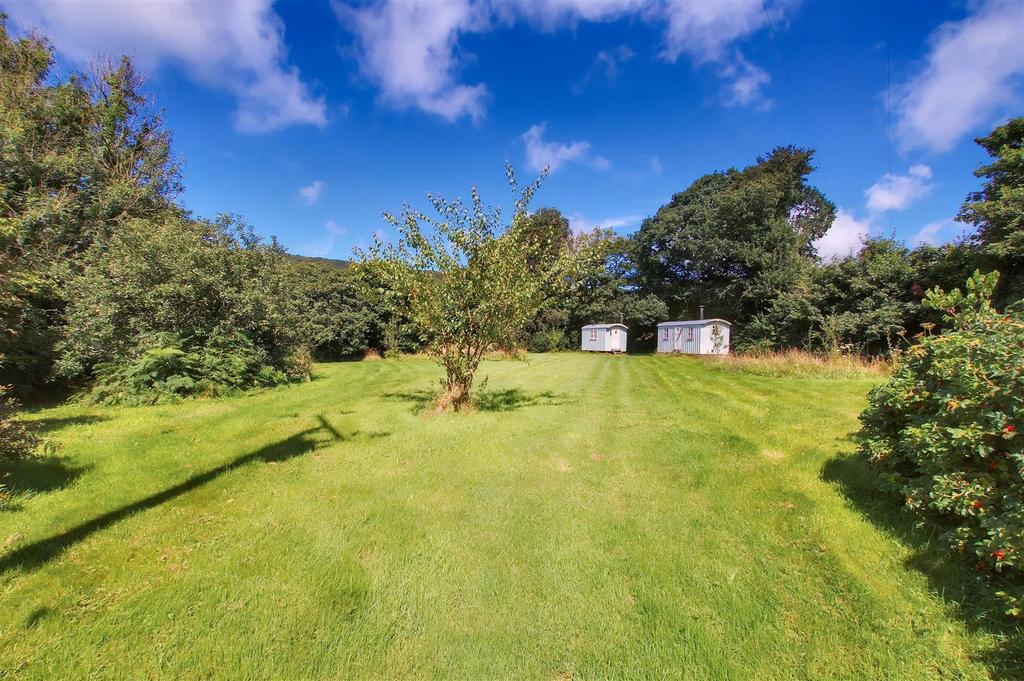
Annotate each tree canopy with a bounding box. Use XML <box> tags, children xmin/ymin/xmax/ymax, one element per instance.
<box><xmin>959</xmin><ymin>118</ymin><xmax>1024</xmax><ymax>306</ymax></box>
<box><xmin>1</xmin><ymin>15</ymin><xmax>180</xmax><ymax>388</ymax></box>
<box><xmin>357</xmin><ymin>167</ymin><xmax>607</xmax><ymax>410</ymax></box>
<box><xmin>632</xmin><ymin>146</ymin><xmax>834</xmax><ymax>346</ymax></box>
<box><xmin>1</xmin><ymin>17</ymin><xmax>309</xmax><ymax>403</ymax></box>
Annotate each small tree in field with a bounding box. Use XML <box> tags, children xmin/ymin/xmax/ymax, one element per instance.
<box><xmin>358</xmin><ymin>165</ymin><xmax>606</xmax><ymax>411</ymax></box>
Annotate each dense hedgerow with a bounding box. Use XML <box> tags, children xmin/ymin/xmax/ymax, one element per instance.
<box><xmin>57</xmin><ymin>216</ymin><xmax>309</xmax><ymax>404</ymax></box>
<box><xmin>286</xmin><ymin>261</ymin><xmax>382</xmax><ymax>360</ymax></box>
<box><xmin>859</xmin><ymin>272</ymin><xmax>1023</xmax><ymax>616</ymax></box>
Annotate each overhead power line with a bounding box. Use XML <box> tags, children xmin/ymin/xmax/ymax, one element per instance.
<box><xmin>760</xmin><ymin>0</ymin><xmax>834</xmax><ymax>200</ymax></box>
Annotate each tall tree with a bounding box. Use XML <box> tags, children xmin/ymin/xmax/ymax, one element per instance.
<box><xmin>958</xmin><ymin>117</ymin><xmax>1024</xmax><ymax>307</ymax></box>
<box><xmin>520</xmin><ymin>207</ymin><xmax>573</xmax><ymax>275</ymax></box>
<box><xmin>632</xmin><ymin>146</ymin><xmax>834</xmax><ymax>348</ymax></box>
<box><xmin>811</xmin><ymin>238</ymin><xmax>918</xmax><ymax>355</ymax></box>
<box><xmin>530</xmin><ymin>234</ymin><xmax>667</xmax><ymax>349</ymax></box>
<box><xmin>0</xmin><ymin>14</ymin><xmax>180</xmax><ymax>389</ymax></box>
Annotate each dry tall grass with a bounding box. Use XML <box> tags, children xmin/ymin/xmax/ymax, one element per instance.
<box><xmin>701</xmin><ymin>349</ymin><xmax>891</xmax><ymax>379</ymax></box>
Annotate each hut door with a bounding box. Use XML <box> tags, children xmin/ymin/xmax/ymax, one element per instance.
<box><xmin>673</xmin><ymin>327</ymin><xmax>682</xmax><ymax>351</ymax></box>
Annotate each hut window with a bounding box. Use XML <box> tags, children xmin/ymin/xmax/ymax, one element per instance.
<box><xmin>589</xmin><ymin>329</ymin><xmax>597</xmax><ymax>341</ymax></box>
<box><xmin>662</xmin><ymin>328</ymin><xmax>669</xmax><ymax>340</ymax></box>
<box><xmin>687</xmin><ymin>328</ymin><xmax>694</xmax><ymax>341</ymax></box>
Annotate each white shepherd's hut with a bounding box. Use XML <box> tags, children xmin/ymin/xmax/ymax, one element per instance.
<box><xmin>581</xmin><ymin>323</ymin><xmax>628</xmax><ymax>353</ymax></box>
<box><xmin>657</xmin><ymin>319</ymin><xmax>730</xmax><ymax>354</ymax></box>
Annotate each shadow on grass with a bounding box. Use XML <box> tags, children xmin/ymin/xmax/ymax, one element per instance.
<box><xmin>0</xmin><ymin>455</ymin><xmax>90</xmax><ymax>501</ymax></box>
<box><xmin>383</xmin><ymin>388</ymin><xmax>576</xmax><ymax>414</ymax></box>
<box><xmin>0</xmin><ymin>415</ymin><xmax>373</xmax><ymax>575</ymax></box>
<box><xmin>474</xmin><ymin>389</ymin><xmax>575</xmax><ymax>412</ymax></box>
<box><xmin>26</xmin><ymin>414</ymin><xmax>109</xmax><ymax>434</ymax></box>
<box><xmin>382</xmin><ymin>389</ymin><xmax>436</xmax><ymax>414</ymax></box>
<box><xmin>23</xmin><ymin>606</ymin><xmax>52</xmax><ymax>629</ymax></box>
<box><xmin>821</xmin><ymin>453</ymin><xmax>1024</xmax><ymax>677</ymax></box>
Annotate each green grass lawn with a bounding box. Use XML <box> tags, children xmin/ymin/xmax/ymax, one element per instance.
<box><xmin>1</xmin><ymin>354</ymin><xmax>1020</xmax><ymax>679</ymax></box>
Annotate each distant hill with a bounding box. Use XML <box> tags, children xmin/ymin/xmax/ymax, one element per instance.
<box><xmin>286</xmin><ymin>254</ymin><xmax>352</xmax><ymax>270</ymax></box>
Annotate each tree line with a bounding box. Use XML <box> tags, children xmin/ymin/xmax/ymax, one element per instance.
<box><xmin>526</xmin><ymin>128</ymin><xmax>1021</xmax><ymax>356</ymax></box>
<box><xmin>2</xmin><ymin>15</ymin><xmax>1021</xmax><ymax>409</ymax></box>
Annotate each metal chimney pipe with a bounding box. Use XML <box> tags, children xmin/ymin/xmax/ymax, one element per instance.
<box><xmin>699</xmin><ymin>305</ymin><xmax>704</xmax><ymax>320</ymax></box>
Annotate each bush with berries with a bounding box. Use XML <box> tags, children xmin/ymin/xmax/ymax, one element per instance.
<box><xmin>858</xmin><ymin>271</ymin><xmax>1023</xmax><ymax>617</ymax></box>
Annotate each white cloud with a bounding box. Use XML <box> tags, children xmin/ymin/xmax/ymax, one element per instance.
<box><xmin>650</xmin><ymin>156</ymin><xmax>664</xmax><ymax>174</ymax></box>
<box><xmin>590</xmin><ymin>155</ymin><xmax>613</xmax><ymax>171</ymax></box>
<box><xmin>719</xmin><ymin>52</ymin><xmax>772</xmax><ymax>108</ymax></box>
<box><xmin>568</xmin><ymin>212</ymin><xmax>643</xmax><ymax>234</ymax></box>
<box><xmin>813</xmin><ymin>208</ymin><xmax>872</xmax><ymax>260</ymax></box>
<box><xmin>659</xmin><ymin>0</ymin><xmax>781</xmax><ymax>63</ymax></box>
<box><xmin>335</xmin><ymin>0</ymin><xmax>489</xmax><ymax>122</ymax></box>
<box><xmin>337</xmin><ymin>0</ymin><xmax>788</xmax><ymax>120</ymax></box>
<box><xmin>493</xmin><ymin>0</ymin><xmax>645</xmax><ymax>27</ymax></box>
<box><xmin>892</xmin><ymin>0</ymin><xmax>1024</xmax><ymax>152</ymax></box>
<box><xmin>299</xmin><ymin>180</ymin><xmax>326</xmax><ymax>205</ymax></box>
<box><xmin>6</xmin><ymin>0</ymin><xmax>326</xmax><ymax>133</ymax></box>
<box><xmin>910</xmin><ymin>218</ymin><xmax>964</xmax><ymax>247</ymax></box>
<box><xmin>864</xmin><ymin>164</ymin><xmax>933</xmax><ymax>213</ymax></box>
<box><xmin>521</xmin><ymin>123</ymin><xmax>592</xmax><ymax>173</ymax></box>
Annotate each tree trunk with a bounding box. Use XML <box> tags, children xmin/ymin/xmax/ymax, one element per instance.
<box><xmin>436</xmin><ymin>375</ymin><xmax>473</xmax><ymax>412</ymax></box>
<box><xmin>435</xmin><ymin>354</ymin><xmax>477</xmax><ymax>412</ymax></box>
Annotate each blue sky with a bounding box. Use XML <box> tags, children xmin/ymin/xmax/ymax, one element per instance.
<box><xmin>5</xmin><ymin>0</ymin><xmax>1023</xmax><ymax>259</ymax></box>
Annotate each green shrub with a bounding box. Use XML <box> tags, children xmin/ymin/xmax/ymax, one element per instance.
<box><xmin>1</xmin><ymin>385</ymin><xmax>39</xmax><ymax>507</ymax></box>
<box><xmin>286</xmin><ymin>261</ymin><xmax>382</xmax><ymax>360</ymax></box>
<box><xmin>86</xmin><ymin>332</ymin><xmax>300</xmax><ymax>406</ymax></box>
<box><xmin>0</xmin><ymin>385</ymin><xmax>37</xmax><ymax>460</ymax></box>
<box><xmin>57</xmin><ymin>216</ymin><xmax>306</xmax><ymax>402</ymax></box>
<box><xmin>858</xmin><ymin>271</ymin><xmax>1023</xmax><ymax>616</ymax></box>
<box><xmin>528</xmin><ymin>329</ymin><xmax>568</xmax><ymax>353</ymax></box>
<box><xmin>382</xmin><ymin>319</ymin><xmax>404</xmax><ymax>359</ymax></box>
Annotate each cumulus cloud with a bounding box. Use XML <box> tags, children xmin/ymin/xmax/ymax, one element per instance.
<box><xmin>521</xmin><ymin>123</ymin><xmax>592</xmax><ymax>173</ymax></box>
<box><xmin>659</xmin><ymin>0</ymin><xmax>782</xmax><ymax>63</ymax></box>
<box><xmin>892</xmin><ymin>0</ymin><xmax>1024</xmax><ymax>152</ymax></box>
<box><xmin>5</xmin><ymin>0</ymin><xmax>326</xmax><ymax>133</ymax></box>
<box><xmin>299</xmin><ymin>180</ymin><xmax>326</xmax><ymax>205</ymax></box>
<box><xmin>910</xmin><ymin>218</ymin><xmax>964</xmax><ymax>247</ymax></box>
<box><xmin>337</xmin><ymin>0</ymin><xmax>787</xmax><ymax>120</ymax></box>
<box><xmin>568</xmin><ymin>212</ymin><xmax>643</xmax><ymax>234</ymax></box>
<box><xmin>335</xmin><ymin>0</ymin><xmax>489</xmax><ymax>122</ymax></box>
<box><xmin>865</xmin><ymin>164</ymin><xmax>933</xmax><ymax>213</ymax></box>
<box><xmin>813</xmin><ymin>208</ymin><xmax>872</xmax><ymax>260</ymax></box>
